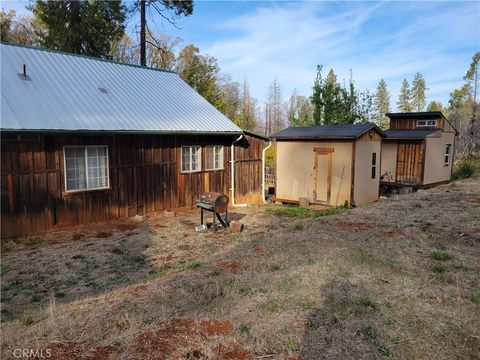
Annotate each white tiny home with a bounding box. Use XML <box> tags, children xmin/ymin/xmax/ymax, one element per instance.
<box><xmin>271</xmin><ymin>124</ymin><xmax>385</xmax><ymax>207</ymax></box>
<box><xmin>381</xmin><ymin>112</ymin><xmax>457</xmax><ymax>188</ymax></box>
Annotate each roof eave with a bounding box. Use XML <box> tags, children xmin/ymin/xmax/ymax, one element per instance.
<box><xmin>0</xmin><ymin>128</ymin><xmax>243</xmax><ymax>136</ymax></box>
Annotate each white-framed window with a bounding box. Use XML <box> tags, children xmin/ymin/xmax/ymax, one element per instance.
<box><xmin>205</xmin><ymin>145</ymin><xmax>224</xmax><ymax>170</ymax></box>
<box><xmin>417</xmin><ymin>119</ymin><xmax>437</xmax><ymax>127</ymax></box>
<box><xmin>64</xmin><ymin>146</ymin><xmax>109</xmax><ymax>192</ymax></box>
<box><xmin>444</xmin><ymin>144</ymin><xmax>452</xmax><ymax>166</ymax></box>
<box><xmin>181</xmin><ymin>146</ymin><xmax>201</xmax><ymax>172</ymax></box>
<box><xmin>371</xmin><ymin>152</ymin><xmax>377</xmax><ymax>179</ymax></box>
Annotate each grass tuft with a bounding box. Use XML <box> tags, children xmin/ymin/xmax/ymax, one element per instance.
<box><xmin>18</xmin><ymin>313</ymin><xmax>34</xmax><ymax>326</ymax></box>
<box><xmin>144</xmin><ymin>269</ymin><xmax>166</xmax><ymax>282</ymax></box>
<box><xmin>432</xmin><ymin>264</ymin><xmax>447</xmax><ymax>274</ymax></box>
<box><xmin>292</xmin><ymin>222</ymin><xmax>304</xmax><ymax>230</ymax></box>
<box><xmin>262</xmin><ymin>300</ymin><xmax>282</xmax><ymax>313</ymax></box>
<box><xmin>286</xmin><ymin>341</ymin><xmax>300</xmax><ymax>351</ymax></box>
<box><xmin>471</xmin><ymin>294</ymin><xmax>480</xmax><ymax>304</ymax></box>
<box><xmin>431</xmin><ymin>250</ymin><xmax>454</xmax><ymax>261</ymax></box>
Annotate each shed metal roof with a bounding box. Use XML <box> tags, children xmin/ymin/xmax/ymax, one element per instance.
<box><xmin>271</xmin><ymin>123</ymin><xmax>384</xmax><ymax>140</ymax></box>
<box><xmin>384</xmin><ymin>129</ymin><xmax>441</xmax><ymax>139</ymax></box>
<box><xmin>0</xmin><ymin>43</ymin><xmax>242</xmax><ymax>134</ymax></box>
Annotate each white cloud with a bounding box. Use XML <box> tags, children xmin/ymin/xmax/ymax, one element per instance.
<box><xmin>204</xmin><ymin>1</ymin><xmax>479</xmax><ymax>108</ymax></box>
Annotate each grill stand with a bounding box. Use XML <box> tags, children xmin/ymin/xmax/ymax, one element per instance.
<box><xmin>197</xmin><ymin>203</ymin><xmax>228</xmax><ymax>231</ymax></box>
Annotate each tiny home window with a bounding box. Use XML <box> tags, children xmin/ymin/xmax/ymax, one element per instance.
<box><xmin>64</xmin><ymin>146</ymin><xmax>109</xmax><ymax>192</ymax></box>
<box><xmin>371</xmin><ymin>153</ymin><xmax>377</xmax><ymax>179</ymax></box>
<box><xmin>444</xmin><ymin>144</ymin><xmax>452</xmax><ymax>166</ymax></box>
<box><xmin>181</xmin><ymin>146</ymin><xmax>201</xmax><ymax>172</ymax></box>
<box><xmin>205</xmin><ymin>145</ymin><xmax>224</xmax><ymax>170</ymax></box>
<box><xmin>417</xmin><ymin>119</ymin><xmax>437</xmax><ymax>127</ymax></box>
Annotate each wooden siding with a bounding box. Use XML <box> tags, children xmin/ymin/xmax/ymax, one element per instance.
<box><xmin>395</xmin><ymin>141</ymin><xmax>424</xmax><ymax>185</ymax></box>
<box><xmin>389</xmin><ymin>116</ymin><xmax>455</xmax><ymax>132</ymax></box>
<box><xmin>358</xmin><ymin>130</ymin><xmax>382</xmax><ymax>141</ymax></box>
<box><xmin>1</xmin><ymin>133</ymin><xmax>264</xmax><ymax>237</ymax></box>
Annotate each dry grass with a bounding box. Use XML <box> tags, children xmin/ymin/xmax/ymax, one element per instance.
<box><xmin>1</xmin><ymin>177</ymin><xmax>480</xmax><ymax>359</ymax></box>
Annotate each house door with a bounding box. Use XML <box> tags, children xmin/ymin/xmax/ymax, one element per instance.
<box><xmin>313</xmin><ymin>148</ymin><xmax>334</xmax><ymax>204</ymax></box>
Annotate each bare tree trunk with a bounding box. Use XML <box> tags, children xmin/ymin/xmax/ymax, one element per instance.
<box><xmin>140</xmin><ymin>0</ymin><xmax>146</xmax><ymax>66</ymax></box>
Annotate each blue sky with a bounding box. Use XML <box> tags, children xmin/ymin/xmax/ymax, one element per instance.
<box><xmin>4</xmin><ymin>1</ymin><xmax>480</xmax><ymax>109</ymax></box>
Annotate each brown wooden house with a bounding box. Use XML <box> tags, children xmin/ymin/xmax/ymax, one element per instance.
<box><xmin>0</xmin><ymin>43</ymin><xmax>266</xmax><ymax>237</ymax></box>
<box><xmin>380</xmin><ymin>112</ymin><xmax>457</xmax><ymax>188</ymax></box>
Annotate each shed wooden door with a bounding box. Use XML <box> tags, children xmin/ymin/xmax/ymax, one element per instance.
<box><xmin>313</xmin><ymin>148</ymin><xmax>333</xmax><ymax>204</ymax></box>
<box><xmin>396</xmin><ymin>142</ymin><xmax>424</xmax><ymax>185</ymax></box>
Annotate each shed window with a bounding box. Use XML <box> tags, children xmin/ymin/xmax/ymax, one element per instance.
<box><xmin>205</xmin><ymin>145</ymin><xmax>224</xmax><ymax>170</ymax></box>
<box><xmin>444</xmin><ymin>144</ymin><xmax>452</xmax><ymax>166</ymax></box>
<box><xmin>371</xmin><ymin>153</ymin><xmax>377</xmax><ymax>179</ymax></box>
<box><xmin>64</xmin><ymin>146</ymin><xmax>109</xmax><ymax>192</ymax></box>
<box><xmin>417</xmin><ymin>119</ymin><xmax>437</xmax><ymax>127</ymax></box>
<box><xmin>181</xmin><ymin>146</ymin><xmax>201</xmax><ymax>172</ymax></box>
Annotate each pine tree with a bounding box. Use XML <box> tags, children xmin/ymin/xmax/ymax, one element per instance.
<box><xmin>311</xmin><ymin>65</ymin><xmax>323</xmax><ymax>125</ymax></box>
<box><xmin>397</xmin><ymin>79</ymin><xmax>412</xmax><ymax>112</ymax></box>
<box><xmin>32</xmin><ymin>0</ymin><xmax>127</xmax><ymax>58</ymax></box>
<box><xmin>411</xmin><ymin>72</ymin><xmax>427</xmax><ymax>112</ymax></box>
<box><xmin>427</xmin><ymin>101</ymin><xmax>443</xmax><ymax>112</ymax></box>
<box><xmin>374</xmin><ymin>79</ymin><xmax>390</xmax><ymax>129</ymax></box>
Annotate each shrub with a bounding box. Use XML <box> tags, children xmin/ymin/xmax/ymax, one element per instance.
<box><xmin>431</xmin><ymin>250</ymin><xmax>454</xmax><ymax>261</ymax></box>
<box><xmin>452</xmin><ymin>160</ymin><xmax>477</xmax><ymax>180</ymax></box>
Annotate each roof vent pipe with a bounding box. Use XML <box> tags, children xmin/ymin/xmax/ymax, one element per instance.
<box><xmin>23</xmin><ymin>64</ymin><xmax>26</xmax><ymax>77</ymax></box>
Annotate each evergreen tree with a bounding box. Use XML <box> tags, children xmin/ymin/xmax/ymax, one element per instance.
<box><xmin>32</xmin><ymin>0</ymin><xmax>127</xmax><ymax>58</ymax></box>
<box><xmin>411</xmin><ymin>72</ymin><xmax>427</xmax><ymax>111</ymax></box>
<box><xmin>311</xmin><ymin>65</ymin><xmax>373</xmax><ymax>125</ymax></box>
<box><xmin>374</xmin><ymin>79</ymin><xmax>390</xmax><ymax>129</ymax></box>
<box><xmin>175</xmin><ymin>44</ymin><xmax>223</xmax><ymax>108</ymax></box>
<box><xmin>397</xmin><ymin>79</ymin><xmax>412</xmax><ymax>112</ymax></box>
<box><xmin>311</xmin><ymin>65</ymin><xmax>323</xmax><ymax>125</ymax></box>
<box><xmin>427</xmin><ymin>101</ymin><xmax>443</xmax><ymax>112</ymax></box>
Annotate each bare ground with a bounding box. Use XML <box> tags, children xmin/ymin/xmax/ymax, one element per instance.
<box><xmin>1</xmin><ymin>178</ymin><xmax>479</xmax><ymax>359</ymax></box>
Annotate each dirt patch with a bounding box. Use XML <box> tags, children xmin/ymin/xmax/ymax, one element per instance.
<box><xmin>48</xmin><ymin>342</ymin><xmax>119</xmax><ymax>360</ymax></box>
<box><xmin>214</xmin><ymin>341</ymin><xmax>253</xmax><ymax>360</ymax></box>
<box><xmin>71</xmin><ymin>234</ymin><xmax>84</xmax><ymax>241</ymax></box>
<box><xmin>330</xmin><ymin>221</ymin><xmax>375</xmax><ymax>231</ymax></box>
<box><xmin>200</xmin><ymin>320</ymin><xmax>233</xmax><ymax>337</ymax></box>
<box><xmin>216</xmin><ymin>261</ymin><xmax>242</xmax><ymax>270</ymax></box>
<box><xmin>253</xmin><ymin>245</ymin><xmax>265</xmax><ymax>253</ymax></box>
<box><xmin>116</xmin><ymin>223</ymin><xmax>138</xmax><ymax>232</ymax></box>
<box><xmin>381</xmin><ymin>230</ymin><xmax>407</xmax><ymax>238</ymax></box>
<box><xmin>134</xmin><ymin>319</ymin><xmax>197</xmax><ymax>358</ymax></box>
<box><xmin>95</xmin><ymin>232</ymin><xmax>112</xmax><ymax>239</ymax></box>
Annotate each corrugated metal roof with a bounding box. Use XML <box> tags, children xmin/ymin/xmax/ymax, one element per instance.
<box><xmin>384</xmin><ymin>129</ymin><xmax>440</xmax><ymax>139</ymax></box>
<box><xmin>0</xmin><ymin>43</ymin><xmax>242</xmax><ymax>134</ymax></box>
<box><xmin>272</xmin><ymin>123</ymin><xmax>384</xmax><ymax>140</ymax></box>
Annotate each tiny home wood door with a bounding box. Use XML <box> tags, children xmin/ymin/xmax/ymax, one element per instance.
<box><xmin>313</xmin><ymin>148</ymin><xmax>334</xmax><ymax>204</ymax></box>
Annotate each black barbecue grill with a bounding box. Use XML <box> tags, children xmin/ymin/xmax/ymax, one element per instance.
<box><xmin>195</xmin><ymin>192</ymin><xmax>229</xmax><ymax>231</ymax></box>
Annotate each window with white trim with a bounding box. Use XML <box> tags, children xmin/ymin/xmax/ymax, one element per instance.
<box><xmin>205</xmin><ymin>145</ymin><xmax>224</xmax><ymax>170</ymax></box>
<box><xmin>444</xmin><ymin>144</ymin><xmax>452</xmax><ymax>166</ymax></box>
<box><xmin>371</xmin><ymin>152</ymin><xmax>377</xmax><ymax>179</ymax></box>
<box><xmin>416</xmin><ymin>119</ymin><xmax>437</xmax><ymax>127</ymax></box>
<box><xmin>181</xmin><ymin>146</ymin><xmax>201</xmax><ymax>172</ymax></box>
<box><xmin>64</xmin><ymin>146</ymin><xmax>109</xmax><ymax>192</ymax></box>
